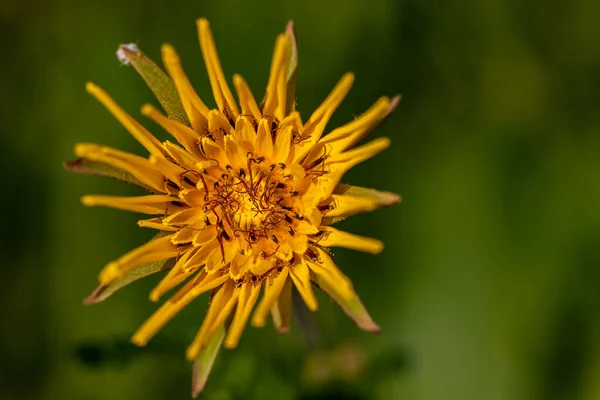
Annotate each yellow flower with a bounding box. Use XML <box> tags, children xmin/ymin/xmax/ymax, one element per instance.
<box><xmin>68</xmin><ymin>18</ymin><xmax>400</xmax><ymax>395</ymax></box>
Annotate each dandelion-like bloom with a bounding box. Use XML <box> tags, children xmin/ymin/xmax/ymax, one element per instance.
<box><xmin>68</xmin><ymin>18</ymin><xmax>399</xmax><ymax>395</ymax></box>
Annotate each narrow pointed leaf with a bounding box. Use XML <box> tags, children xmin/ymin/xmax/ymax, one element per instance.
<box><xmin>322</xmin><ymin>183</ymin><xmax>401</xmax><ymax>225</ymax></box>
<box><xmin>284</xmin><ymin>21</ymin><xmax>298</xmax><ymax>115</ymax></box>
<box><xmin>192</xmin><ymin>325</ymin><xmax>225</xmax><ymax>398</ymax></box>
<box><xmin>64</xmin><ymin>158</ymin><xmax>157</xmax><ymax>193</ymax></box>
<box><xmin>311</xmin><ymin>273</ymin><xmax>381</xmax><ymax>333</ymax></box>
<box><xmin>116</xmin><ymin>43</ymin><xmax>190</xmax><ymax>127</ymax></box>
<box><xmin>84</xmin><ymin>257</ymin><xmax>175</xmax><ymax>305</ymax></box>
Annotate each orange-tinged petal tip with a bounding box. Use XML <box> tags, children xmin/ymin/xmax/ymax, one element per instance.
<box><xmin>381</xmin><ymin>191</ymin><xmax>402</xmax><ymax>205</ymax></box>
<box><xmin>387</xmin><ymin>95</ymin><xmax>402</xmax><ymax>116</ymax></box>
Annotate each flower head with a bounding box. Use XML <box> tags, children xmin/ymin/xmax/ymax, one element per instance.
<box><xmin>68</xmin><ymin>18</ymin><xmax>400</xmax><ymax>395</ymax></box>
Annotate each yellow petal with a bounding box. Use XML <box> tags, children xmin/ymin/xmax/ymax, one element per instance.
<box><xmin>272</xmin><ymin>125</ymin><xmax>292</xmax><ymax>163</ymax></box>
<box><xmin>256</xmin><ymin>118</ymin><xmax>274</xmax><ymax>159</ymax></box>
<box><xmin>281</xmin><ymin>111</ymin><xmax>302</xmax><ymax>132</ymax></box>
<box><xmin>333</xmin><ymin>183</ymin><xmax>401</xmax><ymax>206</ymax></box>
<box><xmin>271</xmin><ymin>276</ymin><xmax>292</xmax><ymax>333</ymax></box>
<box><xmin>321</xmin><ymin>138</ymin><xmax>391</xmax><ymax>195</ymax></box>
<box><xmin>170</xmin><ymin>228</ymin><xmax>197</xmax><ymax>245</ymax></box>
<box><xmin>184</xmin><ymin>239</ymin><xmax>219</xmax><ymax>274</ymax></box>
<box><xmin>204</xmin><ymin>242</ymin><xmax>236</xmax><ymax>273</ymax></box>
<box><xmin>200</xmin><ymin>138</ymin><xmax>228</xmax><ymax>169</ymax></box>
<box><xmin>263</xmin><ymin>34</ymin><xmax>290</xmax><ymax>121</ymax></box>
<box><xmin>250</xmin><ymin>256</ymin><xmax>277</xmax><ymax>276</ymax></box>
<box><xmin>319</xmin><ymin>96</ymin><xmax>395</xmax><ymax>153</ymax></box>
<box><xmin>197</xmin><ymin>18</ymin><xmax>239</xmax><ymax>119</ymax></box>
<box><xmin>323</xmin><ymin>183</ymin><xmax>401</xmax><ymax>225</ymax></box>
<box><xmin>311</xmin><ymin>273</ymin><xmax>380</xmax><ymax>333</ymax></box>
<box><xmin>207</xmin><ymin>109</ymin><xmax>234</xmax><ymax>136</ymax></box>
<box><xmin>193</xmin><ymin>227</ymin><xmax>217</xmax><ymax>247</ymax></box>
<box><xmin>233</xmin><ymin>115</ymin><xmax>257</xmax><ymax>149</ymax></box>
<box><xmin>162</xmin><ymin>140</ymin><xmax>200</xmax><ymax>172</ymax></box>
<box><xmin>251</xmin><ymin>268</ymin><xmax>289</xmax><ymax>327</ymax></box>
<box><xmin>323</xmin><ymin>194</ymin><xmax>379</xmax><ymax>218</ymax></box>
<box><xmin>292</xmin><ymin>73</ymin><xmax>354</xmax><ymax>162</ymax></box>
<box><xmin>132</xmin><ymin>269</ymin><xmax>229</xmax><ymax>346</ymax></box>
<box><xmin>224</xmin><ymin>281</ymin><xmax>263</xmax><ymax>348</ymax></box>
<box><xmin>149</xmin><ymin>246</ymin><xmax>198</xmax><ymax>301</ymax></box>
<box><xmin>187</xmin><ymin>280</ymin><xmax>238</xmax><ymax>359</ymax></box>
<box><xmin>179</xmin><ymin>189</ymin><xmax>206</xmax><ymax>208</ymax></box>
<box><xmin>86</xmin><ymin>82</ymin><xmax>164</xmax><ymax>157</ymax></box>
<box><xmin>137</xmin><ymin>218</ymin><xmax>178</xmax><ymax>231</ymax></box>
<box><xmin>313</xmin><ymin>227</ymin><xmax>383</xmax><ymax>254</ymax></box>
<box><xmin>161</xmin><ymin>43</ymin><xmax>210</xmax><ymax>130</ymax></box>
<box><xmin>327</xmin><ymin>137</ymin><xmax>390</xmax><ymax>170</ymax></box>
<box><xmin>229</xmin><ymin>252</ymin><xmax>250</xmax><ymax>279</ymax></box>
<box><xmin>81</xmin><ymin>194</ymin><xmax>174</xmax><ymax>214</ymax></box>
<box><xmin>224</xmin><ymin>137</ymin><xmax>244</xmax><ymax>169</ymax></box>
<box><xmin>233</xmin><ymin>74</ymin><xmax>261</xmax><ymax>123</ymax></box>
<box><xmin>141</xmin><ymin>104</ymin><xmax>203</xmax><ymax>158</ymax></box>
<box><xmin>305</xmin><ymin>247</ymin><xmax>355</xmax><ymax>302</ymax></box>
<box><xmin>75</xmin><ymin>143</ymin><xmax>165</xmax><ymax>192</ymax></box>
<box><xmin>99</xmin><ymin>235</ymin><xmax>178</xmax><ymax>285</ymax></box>
<box><xmin>162</xmin><ymin>208</ymin><xmax>205</xmax><ymax>226</ymax></box>
<box><xmin>64</xmin><ymin>157</ymin><xmax>156</xmax><ymax>192</ymax></box>
<box><xmin>308</xmin><ymin>73</ymin><xmax>354</xmax><ymax>125</ymax></box>
<box><xmin>289</xmin><ymin>258</ymin><xmax>318</xmax><ymax>311</ymax></box>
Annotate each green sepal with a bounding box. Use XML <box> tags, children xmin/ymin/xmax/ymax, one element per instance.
<box><xmin>117</xmin><ymin>44</ymin><xmax>191</xmax><ymax>127</ymax></box>
<box><xmin>84</xmin><ymin>257</ymin><xmax>175</xmax><ymax>305</ymax></box>
<box><xmin>192</xmin><ymin>324</ymin><xmax>225</xmax><ymax>397</ymax></box>
<box><xmin>322</xmin><ymin>183</ymin><xmax>402</xmax><ymax>225</ymax></box>
<box><xmin>83</xmin><ymin>232</ymin><xmax>175</xmax><ymax>304</ymax></box>
<box><xmin>284</xmin><ymin>21</ymin><xmax>298</xmax><ymax>115</ymax></box>
<box><xmin>64</xmin><ymin>158</ymin><xmax>157</xmax><ymax>193</ymax></box>
<box><xmin>311</xmin><ymin>272</ymin><xmax>381</xmax><ymax>333</ymax></box>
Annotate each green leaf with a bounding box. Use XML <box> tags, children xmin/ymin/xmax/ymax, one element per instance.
<box><xmin>192</xmin><ymin>324</ymin><xmax>225</xmax><ymax>398</ymax></box>
<box><xmin>63</xmin><ymin>158</ymin><xmax>157</xmax><ymax>192</ymax></box>
<box><xmin>117</xmin><ymin>44</ymin><xmax>191</xmax><ymax>127</ymax></box>
<box><xmin>284</xmin><ymin>21</ymin><xmax>298</xmax><ymax>115</ymax></box>
<box><xmin>84</xmin><ymin>257</ymin><xmax>175</xmax><ymax>305</ymax></box>
<box><xmin>322</xmin><ymin>183</ymin><xmax>402</xmax><ymax>225</ymax></box>
<box><xmin>311</xmin><ymin>272</ymin><xmax>381</xmax><ymax>333</ymax></box>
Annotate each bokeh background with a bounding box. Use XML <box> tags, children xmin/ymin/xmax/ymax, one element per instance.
<box><xmin>2</xmin><ymin>0</ymin><xmax>600</xmax><ymax>399</ymax></box>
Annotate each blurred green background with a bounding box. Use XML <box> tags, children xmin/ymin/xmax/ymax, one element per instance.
<box><xmin>2</xmin><ymin>0</ymin><xmax>600</xmax><ymax>399</ymax></box>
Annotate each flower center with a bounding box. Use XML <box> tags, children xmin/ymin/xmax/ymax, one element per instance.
<box><xmin>201</xmin><ymin>159</ymin><xmax>301</xmax><ymax>247</ymax></box>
